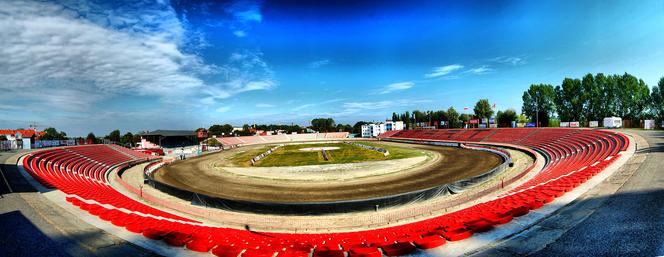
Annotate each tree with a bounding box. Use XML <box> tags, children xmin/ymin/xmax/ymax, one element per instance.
<box><xmin>522</xmin><ymin>84</ymin><xmax>556</xmax><ymax>127</ymax></box>
<box><xmin>447</xmin><ymin>107</ymin><xmax>461</xmax><ymax>128</ymax></box>
<box><xmin>517</xmin><ymin>114</ymin><xmax>529</xmax><ymax>124</ymax></box>
<box><xmin>652</xmin><ymin>77</ymin><xmax>664</xmax><ymax>119</ymax></box>
<box><xmin>208</xmin><ymin>124</ymin><xmax>225</xmax><ymax>136</ymax></box>
<box><xmin>106</xmin><ymin>130</ymin><xmax>121</xmax><ymax>143</ymax></box>
<box><xmin>120</xmin><ymin>132</ymin><xmax>134</xmax><ymax>146</ymax></box>
<box><xmin>85</xmin><ymin>132</ymin><xmax>96</xmax><ymax>144</ymax></box>
<box><xmin>581</xmin><ymin>73</ymin><xmax>604</xmax><ymax>122</ymax></box>
<box><xmin>350</xmin><ymin>121</ymin><xmax>368</xmax><ymax>134</ymax></box>
<box><xmin>555</xmin><ymin>78</ymin><xmax>584</xmax><ymax>122</ymax></box>
<box><xmin>403</xmin><ymin>111</ymin><xmax>411</xmax><ymax>129</ymax></box>
<box><xmin>391</xmin><ymin>112</ymin><xmax>399</xmax><ymax>121</ymax></box>
<box><xmin>496</xmin><ymin>108</ymin><xmax>518</xmax><ymax>127</ymax></box>
<box><xmin>473</xmin><ymin>99</ymin><xmax>494</xmax><ymax>125</ymax></box>
<box><xmin>459</xmin><ymin>113</ymin><xmax>471</xmax><ymax>125</ymax></box>
<box><xmin>310</xmin><ymin>118</ymin><xmax>336</xmax><ymax>132</ymax></box>
<box><xmin>40</xmin><ymin>127</ymin><xmax>67</xmax><ymax>140</ymax></box>
<box><xmin>221</xmin><ymin>124</ymin><xmax>234</xmax><ymax>135</ymax></box>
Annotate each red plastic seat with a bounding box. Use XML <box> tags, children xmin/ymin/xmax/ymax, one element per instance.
<box><xmin>414</xmin><ymin>235</ymin><xmax>446</xmax><ymax>249</ymax></box>
<box><xmin>381</xmin><ymin>242</ymin><xmax>417</xmax><ymax>256</ymax></box>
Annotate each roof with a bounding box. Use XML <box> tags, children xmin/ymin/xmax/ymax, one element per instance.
<box><xmin>138</xmin><ymin>130</ymin><xmax>196</xmax><ymax>137</ymax></box>
<box><xmin>0</xmin><ymin>129</ymin><xmax>45</xmax><ymax>138</ymax></box>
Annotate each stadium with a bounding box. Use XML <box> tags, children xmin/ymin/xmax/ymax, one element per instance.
<box><xmin>2</xmin><ymin>1</ymin><xmax>664</xmax><ymax>257</ymax></box>
<box><xmin>1</xmin><ymin>126</ymin><xmax>649</xmax><ymax>257</ymax></box>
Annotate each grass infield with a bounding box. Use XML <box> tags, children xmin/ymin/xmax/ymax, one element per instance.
<box><xmin>230</xmin><ymin>142</ymin><xmax>424</xmax><ymax>167</ymax></box>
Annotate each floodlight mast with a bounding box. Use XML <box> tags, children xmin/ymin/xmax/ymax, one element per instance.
<box><xmin>535</xmin><ymin>93</ymin><xmax>539</xmax><ymax>128</ymax></box>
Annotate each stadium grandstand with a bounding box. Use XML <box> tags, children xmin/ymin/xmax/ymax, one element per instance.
<box><xmin>6</xmin><ymin>127</ymin><xmax>637</xmax><ymax>257</ymax></box>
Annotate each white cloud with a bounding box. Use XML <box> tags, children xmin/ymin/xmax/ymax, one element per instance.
<box><xmin>256</xmin><ymin>103</ymin><xmax>274</xmax><ymax>108</ymax></box>
<box><xmin>216</xmin><ymin>106</ymin><xmax>231</xmax><ymax>113</ymax></box>
<box><xmin>466</xmin><ymin>65</ymin><xmax>492</xmax><ymax>75</ymax></box>
<box><xmin>343</xmin><ymin>99</ymin><xmax>432</xmax><ymax>111</ymax></box>
<box><xmin>293</xmin><ymin>103</ymin><xmax>316</xmax><ymax>111</ymax></box>
<box><xmin>0</xmin><ymin>0</ymin><xmax>275</xmax><ymax>116</ymax></box>
<box><xmin>425</xmin><ymin>64</ymin><xmax>464</xmax><ymax>78</ymax></box>
<box><xmin>233</xmin><ymin>30</ymin><xmax>247</xmax><ymax>37</ymax></box>
<box><xmin>0</xmin><ymin>0</ymin><xmax>276</xmax><ymax>135</ymax></box>
<box><xmin>308</xmin><ymin>59</ymin><xmax>331</xmax><ymax>69</ymax></box>
<box><xmin>490</xmin><ymin>56</ymin><xmax>527</xmax><ymax>66</ymax></box>
<box><xmin>379</xmin><ymin>81</ymin><xmax>414</xmax><ymax>94</ymax></box>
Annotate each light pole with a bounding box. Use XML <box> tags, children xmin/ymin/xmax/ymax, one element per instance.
<box><xmin>535</xmin><ymin>93</ymin><xmax>539</xmax><ymax>128</ymax></box>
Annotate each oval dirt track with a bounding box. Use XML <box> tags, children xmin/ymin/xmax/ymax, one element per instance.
<box><xmin>154</xmin><ymin>142</ymin><xmax>502</xmax><ymax>203</ymax></box>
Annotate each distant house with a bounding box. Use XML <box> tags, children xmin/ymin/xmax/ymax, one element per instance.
<box><xmin>0</xmin><ymin>129</ymin><xmax>45</xmax><ymax>141</ymax></box>
<box><xmin>361</xmin><ymin>120</ymin><xmax>404</xmax><ymax>138</ymax></box>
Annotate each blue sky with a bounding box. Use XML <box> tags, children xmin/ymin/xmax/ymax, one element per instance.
<box><xmin>1</xmin><ymin>0</ymin><xmax>663</xmax><ymax>136</ymax></box>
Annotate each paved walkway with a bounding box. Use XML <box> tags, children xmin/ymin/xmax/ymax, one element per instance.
<box><xmin>471</xmin><ymin>129</ymin><xmax>664</xmax><ymax>257</ymax></box>
<box><xmin>0</xmin><ymin>150</ymin><xmax>158</xmax><ymax>257</ymax></box>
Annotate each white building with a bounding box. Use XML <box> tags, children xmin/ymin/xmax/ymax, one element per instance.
<box><xmin>361</xmin><ymin>120</ymin><xmax>404</xmax><ymax>138</ymax></box>
<box><xmin>385</xmin><ymin>120</ymin><xmax>404</xmax><ymax>131</ymax></box>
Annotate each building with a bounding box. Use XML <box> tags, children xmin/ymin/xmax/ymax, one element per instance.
<box><xmin>361</xmin><ymin>120</ymin><xmax>404</xmax><ymax>138</ymax></box>
<box><xmin>384</xmin><ymin>120</ymin><xmax>404</xmax><ymax>131</ymax></box>
<box><xmin>138</xmin><ymin>130</ymin><xmax>198</xmax><ymax>148</ymax></box>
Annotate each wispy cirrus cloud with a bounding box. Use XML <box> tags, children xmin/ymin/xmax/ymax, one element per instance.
<box><xmin>425</xmin><ymin>64</ymin><xmax>464</xmax><ymax>78</ymax></box>
<box><xmin>466</xmin><ymin>65</ymin><xmax>492</xmax><ymax>75</ymax></box>
<box><xmin>256</xmin><ymin>103</ymin><xmax>275</xmax><ymax>108</ymax></box>
<box><xmin>490</xmin><ymin>56</ymin><xmax>527</xmax><ymax>66</ymax></box>
<box><xmin>308</xmin><ymin>59</ymin><xmax>331</xmax><ymax>69</ymax></box>
<box><xmin>216</xmin><ymin>106</ymin><xmax>231</xmax><ymax>113</ymax></box>
<box><xmin>379</xmin><ymin>81</ymin><xmax>414</xmax><ymax>94</ymax></box>
<box><xmin>343</xmin><ymin>99</ymin><xmax>432</xmax><ymax>111</ymax></box>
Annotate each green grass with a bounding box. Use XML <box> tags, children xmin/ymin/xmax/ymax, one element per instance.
<box><xmin>228</xmin><ymin>145</ymin><xmax>276</xmax><ymax>167</ymax></box>
<box><xmin>358</xmin><ymin>141</ymin><xmax>425</xmax><ymax>159</ymax></box>
<box><xmin>248</xmin><ymin>142</ymin><xmax>425</xmax><ymax>167</ymax></box>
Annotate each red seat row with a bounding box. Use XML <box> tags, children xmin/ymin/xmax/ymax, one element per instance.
<box><xmin>21</xmin><ymin>128</ymin><xmax>628</xmax><ymax>256</ymax></box>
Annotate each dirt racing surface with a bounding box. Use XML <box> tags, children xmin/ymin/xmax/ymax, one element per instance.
<box><xmin>154</xmin><ymin>141</ymin><xmax>502</xmax><ymax>203</ymax></box>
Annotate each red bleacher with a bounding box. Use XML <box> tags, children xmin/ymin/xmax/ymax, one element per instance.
<box><xmin>21</xmin><ymin>128</ymin><xmax>628</xmax><ymax>256</ymax></box>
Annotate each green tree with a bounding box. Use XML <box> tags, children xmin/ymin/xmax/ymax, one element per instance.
<box><xmin>352</xmin><ymin>121</ymin><xmax>369</xmax><ymax>134</ymax></box>
<box><xmin>391</xmin><ymin>112</ymin><xmax>399</xmax><ymax>121</ymax></box>
<box><xmin>105</xmin><ymin>130</ymin><xmax>121</xmax><ymax>143</ymax></box>
<box><xmin>40</xmin><ymin>127</ymin><xmax>67</xmax><ymax>140</ymax></box>
<box><xmin>517</xmin><ymin>114</ymin><xmax>529</xmax><ymax>124</ymax></box>
<box><xmin>459</xmin><ymin>113</ymin><xmax>471</xmax><ymax>125</ymax></box>
<box><xmin>403</xmin><ymin>111</ymin><xmax>411</xmax><ymax>129</ymax></box>
<box><xmin>120</xmin><ymin>132</ymin><xmax>134</xmax><ymax>146</ymax></box>
<box><xmin>555</xmin><ymin>78</ymin><xmax>584</xmax><ymax>122</ymax></box>
<box><xmin>473</xmin><ymin>99</ymin><xmax>494</xmax><ymax>125</ymax></box>
<box><xmin>86</xmin><ymin>132</ymin><xmax>96</xmax><ymax>143</ymax></box>
<box><xmin>310</xmin><ymin>118</ymin><xmax>336</xmax><ymax>132</ymax></box>
<box><xmin>651</xmin><ymin>77</ymin><xmax>664</xmax><ymax>119</ymax></box>
<box><xmin>522</xmin><ymin>84</ymin><xmax>556</xmax><ymax>127</ymax></box>
<box><xmin>447</xmin><ymin>107</ymin><xmax>460</xmax><ymax>128</ymax></box>
<box><xmin>581</xmin><ymin>73</ymin><xmax>604</xmax><ymax>122</ymax></box>
<box><xmin>208</xmin><ymin>124</ymin><xmax>225</xmax><ymax>136</ymax></box>
<box><xmin>496</xmin><ymin>108</ymin><xmax>518</xmax><ymax>127</ymax></box>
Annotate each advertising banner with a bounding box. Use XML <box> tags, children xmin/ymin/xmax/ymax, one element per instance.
<box><xmin>589</xmin><ymin>121</ymin><xmax>599</xmax><ymax>127</ymax></box>
<box><xmin>469</xmin><ymin>119</ymin><xmax>479</xmax><ymax>124</ymax></box>
<box><xmin>560</xmin><ymin>122</ymin><xmax>570</xmax><ymax>127</ymax></box>
<box><xmin>478</xmin><ymin>124</ymin><xmax>487</xmax><ymax>128</ymax></box>
<box><xmin>644</xmin><ymin>120</ymin><xmax>655</xmax><ymax>130</ymax></box>
<box><xmin>481</xmin><ymin>118</ymin><xmax>488</xmax><ymax>124</ymax></box>
<box><xmin>570</xmin><ymin>122</ymin><xmax>580</xmax><ymax>128</ymax></box>
<box><xmin>525</xmin><ymin>122</ymin><xmax>536</xmax><ymax>127</ymax></box>
<box><xmin>489</xmin><ymin>118</ymin><xmax>495</xmax><ymax>124</ymax></box>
